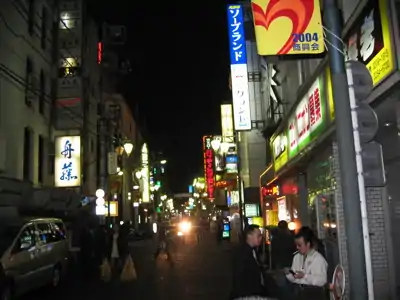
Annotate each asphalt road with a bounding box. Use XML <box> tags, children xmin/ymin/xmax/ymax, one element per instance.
<box><xmin>20</xmin><ymin>232</ymin><xmax>233</xmax><ymax>300</ymax></box>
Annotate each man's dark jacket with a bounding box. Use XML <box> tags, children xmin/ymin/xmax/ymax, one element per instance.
<box><xmin>230</xmin><ymin>243</ymin><xmax>265</xmax><ymax>299</ymax></box>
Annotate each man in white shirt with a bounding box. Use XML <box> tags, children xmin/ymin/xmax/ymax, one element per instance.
<box><xmin>280</xmin><ymin>226</ymin><xmax>328</xmax><ymax>300</ymax></box>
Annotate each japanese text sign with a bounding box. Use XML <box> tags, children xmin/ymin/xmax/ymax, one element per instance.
<box><xmin>227</xmin><ymin>5</ymin><xmax>247</xmax><ymax>65</ymax></box>
<box><xmin>231</xmin><ymin>64</ymin><xmax>252</xmax><ymax>131</ymax></box>
<box><xmin>251</xmin><ymin>0</ymin><xmax>324</xmax><ymax>55</ymax></box>
<box><xmin>271</xmin><ymin>133</ymin><xmax>288</xmax><ymax>172</ymax></box>
<box><xmin>221</xmin><ymin>104</ymin><xmax>234</xmax><ymax>141</ymax></box>
<box><xmin>288</xmin><ymin>78</ymin><xmax>325</xmax><ymax>157</ymax></box>
<box><xmin>343</xmin><ymin>0</ymin><xmax>394</xmax><ymax>86</ymax></box>
<box><xmin>55</xmin><ymin>136</ymin><xmax>81</xmax><ymax>187</ymax></box>
<box><xmin>203</xmin><ymin>136</ymin><xmax>215</xmax><ymax>199</ymax></box>
<box><xmin>227</xmin><ymin>5</ymin><xmax>252</xmax><ymax>131</ymax></box>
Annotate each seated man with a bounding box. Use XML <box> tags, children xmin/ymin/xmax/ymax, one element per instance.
<box><xmin>279</xmin><ymin>226</ymin><xmax>328</xmax><ymax>300</ymax></box>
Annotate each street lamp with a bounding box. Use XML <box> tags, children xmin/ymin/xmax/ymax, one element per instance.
<box><xmin>123</xmin><ymin>141</ymin><xmax>134</xmax><ymax>156</ymax></box>
<box><xmin>135</xmin><ymin>170</ymin><xmax>142</xmax><ymax>179</ymax></box>
<box><xmin>160</xmin><ymin>160</ymin><xmax>167</xmax><ymax>164</ymax></box>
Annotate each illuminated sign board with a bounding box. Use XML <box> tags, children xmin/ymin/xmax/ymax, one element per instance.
<box><xmin>55</xmin><ymin>136</ymin><xmax>81</xmax><ymax>187</ymax></box>
<box><xmin>288</xmin><ymin>77</ymin><xmax>326</xmax><ymax>158</ymax></box>
<box><xmin>203</xmin><ymin>136</ymin><xmax>215</xmax><ymax>199</ymax></box>
<box><xmin>344</xmin><ymin>0</ymin><xmax>394</xmax><ymax>86</ymax></box>
<box><xmin>262</xmin><ymin>185</ymin><xmax>280</xmax><ymax>196</ymax></box>
<box><xmin>328</xmin><ymin>0</ymin><xmax>395</xmax><ymax>120</ymax></box>
<box><xmin>271</xmin><ymin>133</ymin><xmax>288</xmax><ymax>172</ymax></box>
<box><xmin>251</xmin><ymin>0</ymin><xmax>324</xmax><ymax>56</ymax></box>
<box><xmin>221</xmin><ymin>104</ymin><xmax>234</xmax><ymax>141</ymax></box>
<box><xmin>141</xmin><ymin>143</ymin><xmax>150</xmax><ymax>203</ymax></box>
<box><xmin>227</xmin><ymin>5</ymin><xmax>251</xmax><ymax>131</ymax></box>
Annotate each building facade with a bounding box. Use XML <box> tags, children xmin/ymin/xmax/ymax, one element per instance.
<box><xmin>0</xmin><ymin>0</ymin><xmax>58</xmax><ymax>206</ymax></box>
<box><xmin>104</xmin><ymin>93</ymin><xmax>140</xmax><ymax>222</ymax></box>
<box><xmin>258</xmin><ymin>0</ymin><xmax>400</xmax><ymax>298</ymax></box>
<box><xmin>55</xmin><ymin>0</ymin><xmax>99</xmax><ymax>199</ymax></box>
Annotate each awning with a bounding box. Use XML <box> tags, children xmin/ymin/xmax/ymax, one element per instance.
<box><xmin>259</xmin><ymin>164</ymin><xmax>275</xmax><ymax>187</ymax></box>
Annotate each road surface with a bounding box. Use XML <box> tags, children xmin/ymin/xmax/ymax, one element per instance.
<box><xmin>21</xmin><ymin>232</ymin><xmax>233</xmax><ymax>300</ymax></box>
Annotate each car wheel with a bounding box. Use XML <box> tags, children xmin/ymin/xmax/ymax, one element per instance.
<box><xmin>0</xmin><ymin>285</ymin><xmax>12</xmax><ymax>300</ymax></box>
<box><xmin>51</xmin><ymin>267</ymin><xmax>61</xmax><ymax>288</ymax></box>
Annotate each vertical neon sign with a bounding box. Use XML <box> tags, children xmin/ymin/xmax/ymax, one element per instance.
<box><xmin>203</xmin><ymin>136</ymin><xmax>215</xmax><ymax>200</ymax></box>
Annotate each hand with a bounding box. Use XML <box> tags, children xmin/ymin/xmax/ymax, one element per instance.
<box><xmin>283</xmin><ymin>268</ymin><xmax>290</xmax><ymax>275</ymax></box>
<box><xmin>294</xmin><ymin>271</ymin><xmax>305</xmax><ymax>279</ymax></box>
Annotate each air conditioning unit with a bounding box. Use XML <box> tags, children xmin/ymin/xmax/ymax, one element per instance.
<box><xmin>0</xmin><ymin>133</ymin><xmax>6</xmax><ymax>172</ymax></box>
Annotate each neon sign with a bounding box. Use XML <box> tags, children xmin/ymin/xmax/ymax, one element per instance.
<box><xmin>203</xmin><ymin>136</ymin><xmax>215</xmax><ymax>199</ymax></box>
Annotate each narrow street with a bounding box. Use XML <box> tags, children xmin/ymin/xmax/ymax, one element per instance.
<box><xmin>21</xmin><ymin>232</ymin><xmax>233</xmax><ymax>300</ymax></box>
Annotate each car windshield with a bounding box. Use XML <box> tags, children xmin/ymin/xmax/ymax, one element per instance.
<box><xmin>0</xmin><ymin>226</ymin><xmax>20</xmax><ymax>255</ymax></box>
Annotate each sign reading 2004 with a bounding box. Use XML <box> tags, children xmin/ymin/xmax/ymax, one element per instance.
<box><xmin>251</xmin><ymin>0</ymin><xmax>325</xmax><ymax>55</ymax></box>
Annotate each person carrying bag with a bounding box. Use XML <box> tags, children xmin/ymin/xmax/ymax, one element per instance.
<box><xmin>100</xmin><ymin>258</ymin><xmax>111</xmax><ymax>282</ymax></box>
<box><xmin>120</xmin><ymin>254</ymin><xmax>137</xmax><ymax>282</ymax></box>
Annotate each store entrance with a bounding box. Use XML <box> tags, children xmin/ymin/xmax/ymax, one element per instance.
<box><xmin>309</xmin><ymin>192</ymin><xmax>340</xmax><ymax>278</ymax></box>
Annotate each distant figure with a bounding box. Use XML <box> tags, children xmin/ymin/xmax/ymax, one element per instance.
<box><xmin>154</xmin><ymin>222</ymin><xmax>172</xmax><ymax>263</ymax></box>
<box><xmin>110</xmin><ymin>226</ymin><xmax>121</xmax><ymax>270</ymax></box>
<box><xmin>216</xmin><ymin>217</ymin><xmax>224</xmax><ymax>244</ymax></box>
<box><xmin>271</xmin><ymin>220</ymin><xmax>296</xmax><ymax>270</ymax></box>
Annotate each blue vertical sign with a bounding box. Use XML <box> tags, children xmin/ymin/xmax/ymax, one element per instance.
<box><xmin>227</xmin><ymin>5</ymin><xmax>247</xmax><ymax>65</ymax></box>
<box><xmin>227</xmin><ymin>4</ymin><xmax>251</xmax><ymax>131</ymax></box>
<box><xmin>188</xmin><ymin>185</ymin><xmax>193</xmax><ymax>193</ymax></box>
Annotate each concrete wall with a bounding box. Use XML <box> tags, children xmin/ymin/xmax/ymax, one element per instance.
<box><xmin>0</xmin><ymin>1</ymin><xmax>56</xmax><ymax>196</ymax></box>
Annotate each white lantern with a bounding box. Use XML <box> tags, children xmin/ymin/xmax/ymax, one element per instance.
<box><xmin>123</xmin><ymin>142</ymin><xmax>134</xmax><ymax>156</ymax></box>
<box><xmin>211</xmin><ymin>138</ymin><xmax>221</xmax><ymax>151</ymax></box>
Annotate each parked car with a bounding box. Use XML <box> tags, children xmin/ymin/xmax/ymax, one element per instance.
<box><xmin>0</xmin><ymin>218</ymin><xmax>69</xmax><ymax>300</ymax></box>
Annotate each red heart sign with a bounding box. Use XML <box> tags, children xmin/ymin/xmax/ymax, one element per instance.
<box><xmin>252</xmin><ymin>0</ymin><xmax>315</xmax><ymax>55</ymax></box>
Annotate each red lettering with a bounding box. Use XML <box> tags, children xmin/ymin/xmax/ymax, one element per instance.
<box><xmin>309</xmin><ymin>93</ymin><xmax>315</xmax><ymax>126</ymax></box>
<box><xmin>289</xmin><ymin>123</ymin><xmax>296</xmax><ymax>148</ymax></box>
<box><xmin>314</xmin><ymin>89</ymin><xmax>321</xmax><ymax>122</ymax></box>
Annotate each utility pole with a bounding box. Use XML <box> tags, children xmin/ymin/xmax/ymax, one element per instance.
<box><xmin>323</xmin><ymin>0</ymin><xmax>368</xmax><ymax>299</ymax></box>
<box><xmin>235</xmin><ymin>132</ymin><xmax>244</xmax><ymax>233</ymax></box>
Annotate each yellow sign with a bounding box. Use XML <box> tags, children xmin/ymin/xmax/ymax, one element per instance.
<box><xmin>271</xmin><ymin>134</ymin><xmax>288</xmax><ymax>172</ymax></box>
<box><xmin>328</xmin><ymin>0</ymin><xmax>395</xmax><ymax>119</ymax></box>
<box><xmin>251</xmin><ymin>217</ymin><xmax>264</xmax><ymax>227</ymax></box>
<box><xmin>221</xmin><ymin>104</ymin><xmax>234</xmax><ymax>141</ymax></box>
<box><xmin>106</xmin><ymin>201</ymin><xmax>118</xmax><ymax>217</ymax></box>
<box><xmin>251</xmin><ymin>0</ymin><xmax>324</xmax><ymax>55</ymax></box>
<box><xmin>326</xmin><ymin>69</ymin><xmax>335</xmax><ymax>121</ymax></box>
<box><xmin>364</xmin><ymin>0</ymin><xmax>394</xmax><ymax>85</ymax></box>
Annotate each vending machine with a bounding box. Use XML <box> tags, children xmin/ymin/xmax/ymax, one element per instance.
<box><xmin>222</xmin><ymin>219</ymin><xmax>231</xmax><ymax>241</ymax></box>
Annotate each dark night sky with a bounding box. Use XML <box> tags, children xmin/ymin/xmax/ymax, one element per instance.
<box><xmin>90</xmin><ymin>0</ymin><xmax>231</xmax><ymax>192</ymax></box>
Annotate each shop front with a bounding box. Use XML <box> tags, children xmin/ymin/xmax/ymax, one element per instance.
<box><xmin>260</xmin><ymin>0</ymin><xmax>398</xmax><ymax>296</ymax></box>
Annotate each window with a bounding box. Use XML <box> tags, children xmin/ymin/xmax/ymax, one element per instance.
<box><xmin>58</xmin><ymin>57</ymin><xmax>80</xmax><ymax>78</ymax></box>
<box><xmin>37</xmin><ymin>223</ymin><xmax>52</xmax><ymax>244</ymax></box>
<box><xmin>37</xmin><ymin>223</ymin><xmax>66</xmax><ymax>244</ymax></box>
<box><xmin>59</xmin><ymin>12</ymin><xmax>77</xmax><ymax>29</ymax></box>
<box><xmin>23</xmin><ymin>127</ymin><xmax>32</xmax><ymax>181</ymax></box>
<box><xmin>38</xmin><ymin>135</ymin><xmax>44</xmax><ymax>183</ymax></box>
<box><xmin>13</xmin><ymin>225</ymin><xmax>36</xmax><ymax>253</ymax></box>
<box><xmin>25</xmin><ymin>57</ymin><xmax>33</xmax><ymax>106</ymax></box>
<box><xmin>51</xmin><ymin>222</ymin><xmax>66</xmax><ymax>241</ymax></box>
<box><xmin>28</xmin><ymin>0</ymin><xmax>35</xmax><ymax>36</ymax></box>
<box><xmin>41</xmin><ymin>7</ymin><xmax>47</xmax><ymax>50</ymax></box>
<box><xmin>39</xmin><ymin>70</ymin><xmax>45</xmax><ymax>114</ymax></box>
<box><xmin>48</xmin><ymin>141</ymin><xmax>54</xmax><ymax>175</ymax></box>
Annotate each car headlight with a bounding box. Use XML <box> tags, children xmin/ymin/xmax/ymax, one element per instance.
<box><xmin>179</xmin><ymin>221</ymin><xmax>191</xmax><ymax>232</ymax></box>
